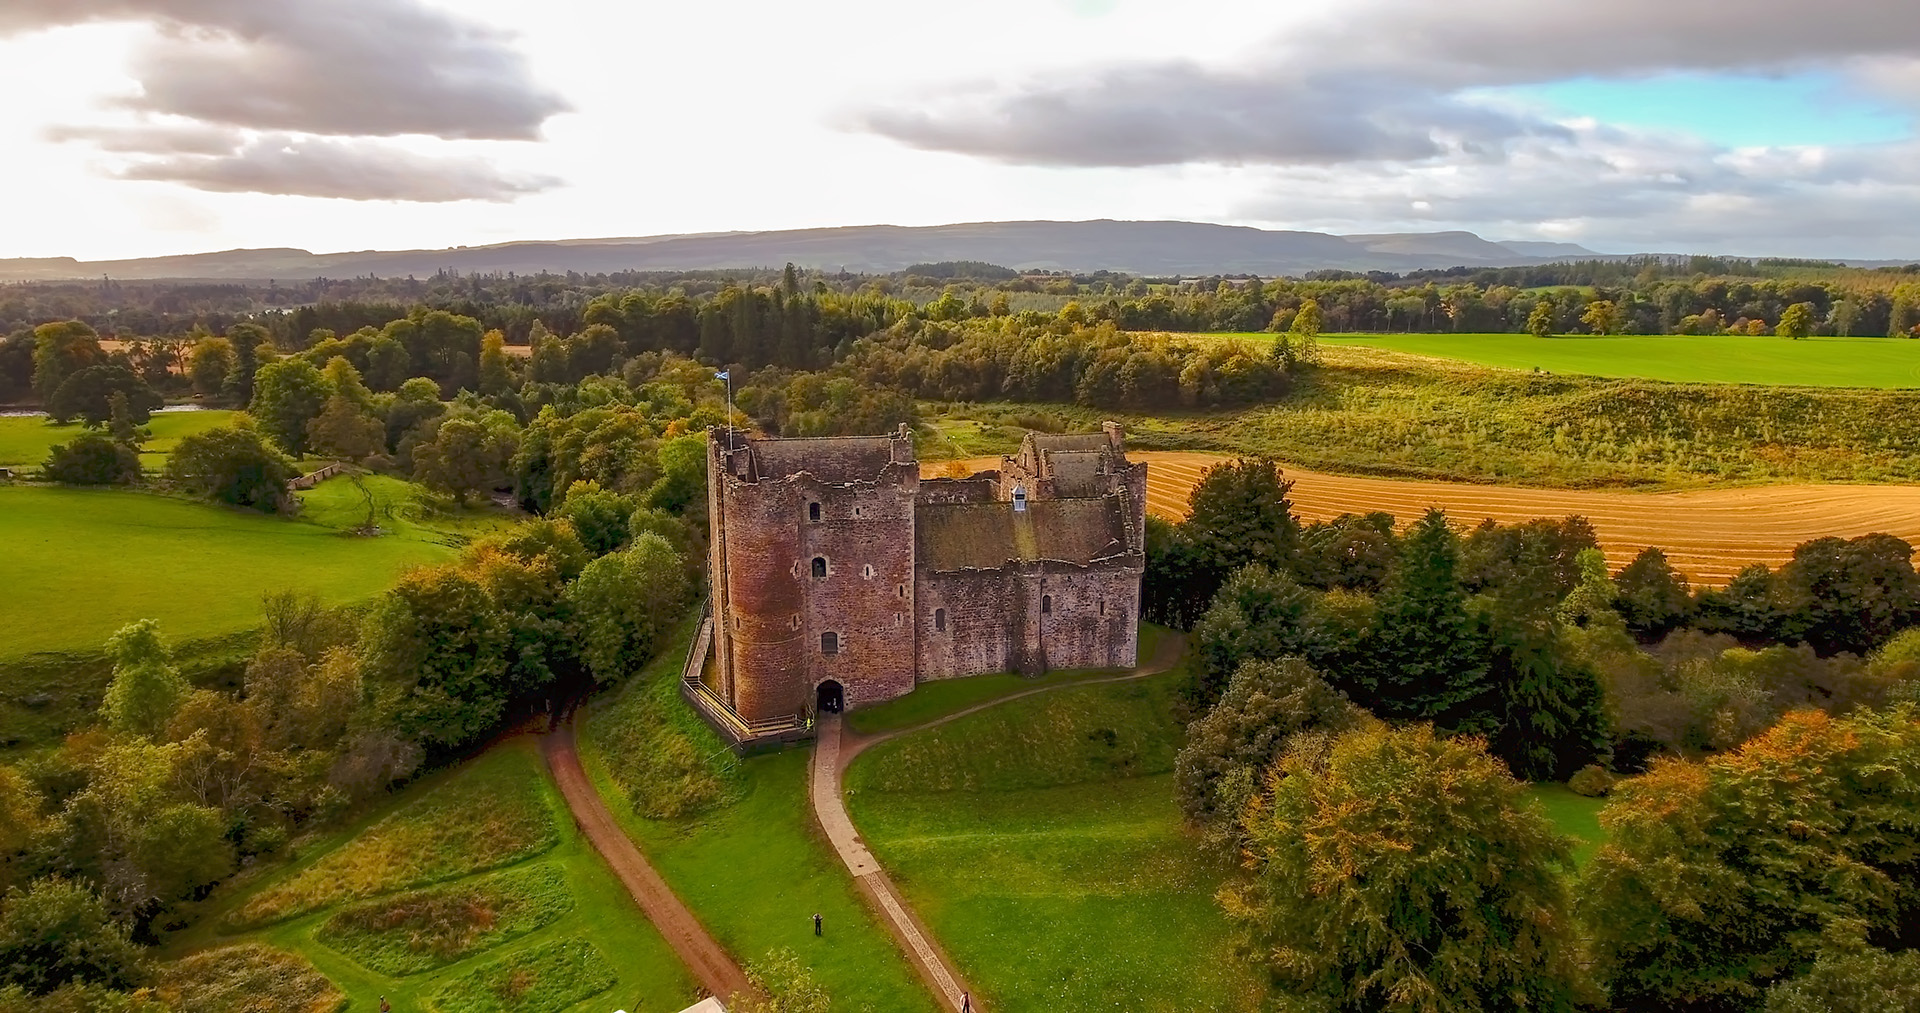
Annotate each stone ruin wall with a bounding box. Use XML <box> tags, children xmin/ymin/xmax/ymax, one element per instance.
<box><xmin>916</xmin><ymin>559</ymin><xmax>1142</xmax><ymax>680</ymax></box>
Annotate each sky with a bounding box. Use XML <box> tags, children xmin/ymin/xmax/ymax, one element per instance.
<box><xmin>1</xmin><ymin>0</ymin><xmax>1917</xmax><ymax>262</ymax></box>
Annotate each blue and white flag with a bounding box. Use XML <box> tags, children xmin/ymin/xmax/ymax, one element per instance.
<box><xmin>714</xmin><ymin>370</ymin><xmax>730</xmax><ymax>380</ymax></box>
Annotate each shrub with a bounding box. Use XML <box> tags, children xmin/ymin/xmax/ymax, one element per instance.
<box><xmin>1567</xmin><ymin>764</ymin><xmax>1615</xmax><ymax>797</ymax></box>
<box><xmin>41</xmin><ymin>433</ymin><xmax>141</xmax><ymax>486</ymax></box>
<box><xmin>163</xmin><ymin>423</ymin><xmax>296</xmax><ymax>512</ymax></box>
<box><xmin>1173</xmin><ymin>657</ymin><xmax>1365</xmax><ymax>828</ymax></box>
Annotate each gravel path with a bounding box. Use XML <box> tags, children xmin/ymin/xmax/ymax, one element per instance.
<box><xmin>542</xmin><ymin>719</ymin><xmax>754</xmax><ymax>1004</ymax></box>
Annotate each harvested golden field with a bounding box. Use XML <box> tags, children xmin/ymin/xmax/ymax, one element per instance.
<box><xmin>925</xmin><ymin>453</ymin><xmax>1920</xmax><ymax>586</ymax></box>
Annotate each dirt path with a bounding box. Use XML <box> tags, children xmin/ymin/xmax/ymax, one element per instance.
<box><xmin>541</xmin><ymin>720</ymin><xmax>753</xmax><ymax>1004</ymax></box>
<box><xmin>928</xmin><ymin>452</ymin><xmax>1920</xmax><ymax>585</ymax></box>
<box><xmin>811</xmin><ymin>633</ymin><xmax>1188</xmax><ymax>1012</ymax></box>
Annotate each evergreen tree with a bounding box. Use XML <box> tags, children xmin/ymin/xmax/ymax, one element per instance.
<box><xmin>1614</xmin><ymin>546</ymin><xmax>1693</xmax><ymax>638</ymax></box>
<box><xmin>1181</xmin><ymin>457</ymin><xmax>1300</xmax><ymax>590</ymax></box>
<box><xmin>1484</xmin><ymin>544</ymin><xmax>1610</xmax><ymax>780</ymax></box>
<box><xmin>1359</xmin><ymin>509</ymin><xmax>1490</xmax><ymax>723</ymax></box>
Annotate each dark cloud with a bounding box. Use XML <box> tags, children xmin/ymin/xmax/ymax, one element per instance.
<box><xmin>0</xmin><ymin>0</ymin><xmax>568</xmax><ymax>140</ymax></box>
<box><xmin>117</xmin><ymin>137</ymin><xmax>562</xmax><ymax>203</ymax></box>
<box><xmin>855</xmin><ymin>0</ymin><xmax>1920</xmax><ymax>168</ymax></box>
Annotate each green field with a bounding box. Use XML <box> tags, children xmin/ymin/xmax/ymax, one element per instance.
<box><xmin>844</xmin><ymin>674</ymin><xmax>1265</xmax><ymax>1012</ymax></box>
<box><xmin>0</xmin><ymin>476</ymin><xmax>489</xmax><ymax>659</ymax></box>
<box><xmin>177</xmin><ymin>740</ymin><xmax>696</xmax><ymax>1013</ymax></box>
<box><xmin>1204</xmin><ymin>332</ymin><xmax>1920</xmax><ymax>388</ymax></box>
<box><xmin>1525</xmin><ymin>783</ymin><xmax>1608</xmax><ymax>866</ymax></box>
<box><xmin>0</xmin><ymin>409</ymin><xmax>237</xmax><ymax>471</ymax></box>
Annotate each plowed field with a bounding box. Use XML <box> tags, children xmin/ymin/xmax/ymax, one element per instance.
<box><xmin>925</xmin><ymin>452</ymin><xmax>1920</xmax><ymax>586</ymax></box>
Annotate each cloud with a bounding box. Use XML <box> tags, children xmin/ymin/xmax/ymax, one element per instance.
<box><xmin>115</xmin><ymin>136</ymin><xmax>562</xmax><ymax>203</ymax></box>
<box><xmin>44</xmin><ymin>122</ymin><xmax>241</xmax><ymax>155</ymax></box>
<box><xmin>855</xmin><ymin>0</ymin><xmax>1920</xmax><ymax>169</ymax></box>
<box><xmin>0</xmin><ymin>0</ymin><xmax>568</xmax><ymax>140</ymax></box>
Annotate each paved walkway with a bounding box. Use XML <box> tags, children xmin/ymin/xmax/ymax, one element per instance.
<box><xmin>810</xmin><ymin>632</ymin><xmax>1188</xmax><ymax>1013</ymax></box>
<box><xmin>542</xmin><ymin>719</ymin><xmax>754</xmax><ymax>1003</ymax></box>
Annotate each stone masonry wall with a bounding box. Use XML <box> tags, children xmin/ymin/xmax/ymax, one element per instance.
<box><xmin>916</xmin><ymin>558</ymin><xmax>1142</xmax><ymax>679</ymax></box>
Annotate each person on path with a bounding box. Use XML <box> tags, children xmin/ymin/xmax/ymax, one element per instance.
<box><xmin>961</xmin><ymin>991</ymin><xmax>972</xmax><ymax>1012</ymax></box>
<box><xmin>813</xmin><ymin>912</ymin><xmax>823</xmax><ymax>936</ymax></box>
<box><xmin>379</xmin><ymin>998</ymin><xmax>391</xmax><ymax>1013</ymax></box>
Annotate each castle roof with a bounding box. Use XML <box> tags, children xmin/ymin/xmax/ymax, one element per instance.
<box><xmin>741</xmin><ymin>431</ymin><xmax>910</xmax><ymax>484</ymax></box>
<box><xmin>916</xmin><ymin>499</ymin><xmax>1130</xmax><ymax>571</ymax></box>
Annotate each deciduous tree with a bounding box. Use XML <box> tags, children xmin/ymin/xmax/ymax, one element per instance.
<box><xmin>248</xmin><ymin>358</ymin><xmax>333</xmax><ymax>455</ymax></box>
<box><xmin>163</xmin><ymin>423</ymin><xmax>295</xmax><ymax>512</ymax></box>
<box><xmin>101</xmin><ymin>620</ymin><xmax>186</xmax><ymax>738</ymax></box>
<box><xmin>566</xmin><ymin>533</ymin><xmax>689</xmax><ymax>683</ymax></box>
<box><xmin>1174</xmin><ymin>657</ymin><xmax>1364</xmax><ymax>828</ymax></box>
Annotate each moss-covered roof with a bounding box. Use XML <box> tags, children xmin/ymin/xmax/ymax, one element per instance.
<box><xmin>916</xmin><ymin>499</ymin><xmax>1127</xmax><ymax>571</ymax></box>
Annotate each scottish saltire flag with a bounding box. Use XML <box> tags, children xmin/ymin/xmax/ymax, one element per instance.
<box><xmin>715</xmin><ymin>370</ymin><xmax>730</xmax><ymax>380</ymax></box>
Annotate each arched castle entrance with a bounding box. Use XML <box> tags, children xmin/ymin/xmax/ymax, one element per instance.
<box><xmin>816</xmin><ymin>680</ymin><xmax>845</xmax><ymax>714</ymax></box>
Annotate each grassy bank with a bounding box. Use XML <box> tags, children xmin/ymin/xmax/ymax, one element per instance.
<box><xmin>579</xmin><ymin>628</ymin><xmax>938</xmax><ymax>1013</ymax></box>
<box><xmin>844</xmin><ymin>673</ymin><xmax>1265</xmax><ymax>1012</ymax></box>
<box><xmin>923</xmin><ymin>344</ymin><xmax>1920</xmax><ymax>488</ymax></box>
<box><xmin>178</xmin><ymin>739</ymin><xmax>695</xmax><ymax>1013</ymax></box>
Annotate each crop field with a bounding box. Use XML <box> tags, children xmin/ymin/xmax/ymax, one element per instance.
<box><xmin>930</xmin><ymin>448</ymin><xmax>1920</xmax><ymax>587</ymax></box>
<box><xmin>184</xmin><ymin>740</ymin><xmax>695</xmax><ymax>1013</ymax></box>
<box><xmin>1202</xmin><ymin>332</ymin><xmax>1920</xmax><ymax>388</ymax></box>
<box><xmin>0</xmin><ymin>408</ymin><xmax>237</xmax><ymax>472</ymax></box>
<box><xmin>844</xmin><ymin>674</ymin><xmax>1265</xmax><ymax>1012</ymax></box>
<box><xmin>0</xmin><ymin>476</ymin><xmax>494</xmax><ymax>659</ymax></box>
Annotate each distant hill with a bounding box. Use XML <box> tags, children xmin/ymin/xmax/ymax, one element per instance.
<box><xmin>0</xmin><ymin>220</ymin><xmax>1616</xmax><ymax>283</ymax></box>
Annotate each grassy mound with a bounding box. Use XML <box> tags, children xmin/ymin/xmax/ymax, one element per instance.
<box><xmin>315</xmin><ymin>863</ymin><xmax>573</xmax><ymax>976</ymax></box>
<box><xmin>427</xmin><ymin>936</ymin><xmax>616</xmax><ymax>1013</ymax></box>
<box><xmin>155</xmin><ymin>943</ymin><xmax>344</xmax><ymax>1013</ymax></box>
<box><xmin>229</xmin><ymin>747</ymin><xmax>561</xmax><ymax>929</ymax></box>
<box><xmin>844</xmin><ymin>674</ymin><xmax>1262</xmax><ymax>1012</ymax></box>
<box><xmin>584</xmin><ymin>614</ymin><xmax>740</xmax><ymax>819</ymax></box>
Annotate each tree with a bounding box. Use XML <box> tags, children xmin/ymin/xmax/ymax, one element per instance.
<box><xmin>1771</xmin><ymin>533</ymin><xmax>1920</xmax><ymax>656</ymax></box>
<box><xmin>318</xmin><ymin>356</ymin><xmax>374</xmax><ymax>412</ymax></box>
<box><xmin>1182</xmin><ymin>457</ymin><xmax>1300</xmax><ymax>591</ymax></box>
<box><xmin>1289</xmin><ymin>298</ymin><xmax>1323</xmax><ymax>364</ymax></box>
<box><xmin>1581</xmin><ymin>707</ymin><xmax>1920</xmax><ymax>1010</ymax></box>
<box><xmin>303</xmin><ymin>394</ymin><xmax>384</xmax><ymax>462</ymax></box>
<box><xmin>221</xmin><ymin>322</ymin><xmax>270</xmax><ymax>405</ymax></box>
<box><xmin>1527</xmin><ymin>299</ymin><xmax>1557</xmax><ymax>338</ymax></box>
<box><xmin>1191</xmin><ymin>566</ymin><xmax>1324</xmax><ymax>706</ymax></box>
<box><xmin>46</xmin><ymin>366</ymin><xmax>160</xmax><ymax>427</ymax></box>
<box><xmin>362</xmin><ymin>566</ymin><xmax>509</xmax><ymax>748</ymax></box>
<box><xmin>186</xmin><ymin>337</ymin><xmax>237</xmax><ymax>398</ymax></box>
<box><xmin>1483</xmin><ymin>543</ymin><xmax>1610</xmax><ymax>780</ymax></box>
<box><xmin>101</xmin><ymin>620</ymin><xmax>186</xmax><ymax>738</ymax></box>
<box><xmin>413</xmin><ymin>416</ymin><xmax>510</xmax><ymax>505</ymax></box>
<box><xmin>566</xmin><ymin>533</ymin><xmax>689</xmax><ymax>683</ymax></box>
<box><xmin>1776</xmin><ymin>301</ymin><xmax>1816</xmax><ymax>340</ymax></box>
<box><xmin>556</xmin><ymin>481</ymin><xmax>636</xmax><ymax>556</ymax></box>
<box><xmin>1358</xmin><ymin>509</ymin><xmax>1490</xmax><ymax>723</ymax></box>
<box><xmin>163</xmin><ymin>423</ymin><xmax>296</xmax><ymax>512</ymax></box>
<box><xmin>1226</xmin><ymin>723</ymin><xmax>1587</xmax><ymax>1013</ymax></box>
<box><xmin>248</xmin><ymin>358</ymin><xmax>333</xmax><ymax>455</ymax></box>
<box><xmin>105</xmin><ymin>393</ymin><xmax>147</xmax><ymax>449</ymax></box>
<box><xmin>1766</xmin><ymin>940</ymin><xmax>1920</xmax><ymax>1013</ymax></box>
<box><xmin>30</xmin><ymin>321</ymin><xmax>103</xmax><ymax>403</ymax></box>
<box><xmin>478</xmin><ymin>329</ymin><xmax>516</xmax><ymax>395</ymax></box>
<box><xmin>1581</xmin><ymin>300</ymin><xmax>1621</xmax><ymax>335</ymax></box>
<box><xmin>1615</xmin><ymin>546</ymin><xmax>1693</xmax><ymax>638</ymax></box>
<box><xmin>645</xmin><ymin>434</ymin><xmax>708</xmax><ymax>516</ymax></box>
<box><xmin>0</xmin><ymin>879</ymin><xmax>144</xmax><ymax>996</ymax></box>
<box><xmin>41</xmin><ymin>433</ymin><xmax>141</xmax><ymax>486</ymax></box>
<box><xmin>1174</xmin><ymin>657</ymin><xmax>1365</xmax><ymax>828</ymax></box>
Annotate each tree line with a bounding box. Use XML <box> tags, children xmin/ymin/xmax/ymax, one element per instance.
<box><xmin>1156</xmin><ymin>458</ymin><xmax>1920</xmax><ymax>1011</ymax></box>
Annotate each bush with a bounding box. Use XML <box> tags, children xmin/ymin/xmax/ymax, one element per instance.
<box><xmin>1567</xmin><ymin>764</ymin><xmax>1615</xmax><ymax>797</ymax></box>
<box><xmin>0</xmin><ymin>878</ymin><xmax>144</xmax><ymax>996</ymax></box>
<box><xmin>1173</xmin><ymin>657</ymin><xmax>1366</xmax><ymax>828</ymax></box>
<box><xmin>163</xmin><ymin>423</ymin><xmax>296</xmax><ymax>512</ymax></box>
<box><xmin>41</xmin><ymin>433</ymin><xmax>141</xmax><ymax>486</ymax></box>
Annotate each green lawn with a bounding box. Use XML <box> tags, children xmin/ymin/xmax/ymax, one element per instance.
<box><xmin>0</xmin><ymin>409</ymin><xmax>237</xmax><ymax>471</ymax></box>
<box><xmin>178</xmin><ymin>739</ymin><xmax>697</xmax><ymax>1013</ymax></box>
<box><xmin>847</xmin><ymin>626</ymin><xmax>1171</xmax><ymax>736</ymax></box>
<box><xmin>0</xmin><ymin>479</ymin><xmax>477</xmax><ymax>659</ymax></box>
<box><xmin>844</xmin><ymin>674</ymin><xmax>1264</xmax><ymax>1012</ymax></box>
<box><xmin>1201</xmin><ymin>332</ymin><xmax>1920</xmax><ymax>388</ymax></box>
<box><xmin>1525</xmin><ymin>783</ymin><xmax>1609</xmax><ymax>866</ymax></box>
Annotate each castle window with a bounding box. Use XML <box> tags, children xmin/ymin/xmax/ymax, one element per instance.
<box><xmin>821</xmin><ymin>631</ymin><xmax>839</xmax><ymax>655</ymax></box>
<box><xmin>1042</xmin><ymin>595</ymin><xmax>1053</xmax><ymax>614</ymax></box>
<box><xmin>934</xmin><ymin>608</ymin><xmax>947</xmax><ymax>632</ymax></box>
<box><xmin>811</xmin><ymin>557</ymin><xmax>827</xmax><ymax>579</ymax></box>
<box><xmin>808</xmin><ymin>502</ymin><xmax>821</xmax><ymax>522</ymax></box>
<box><xmin>897</xmin><ymin>583</ymin><xmax>907</xmax><ymax>598</ymax></box>
<box><xmin>854</xmin><ymin>506</ymin><xmax>863</xmax><ymax>518</ymax></box>
<box><xmin>1098</xmin><ymin>600</ymin><xmax>1106</xmax><ymax>616</ymax></box>
<box><xmin>863</xmin><ymin>564</ymin><xmax>875</xmax><ymax>579</ymax></box>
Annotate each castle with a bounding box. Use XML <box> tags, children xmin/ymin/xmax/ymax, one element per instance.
<box><xmin>691</xmin><ymin>423</ymin><xmax>1146</xmax><ymax>736</ymax></box>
